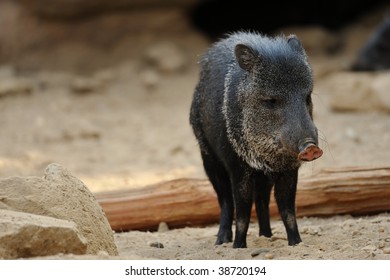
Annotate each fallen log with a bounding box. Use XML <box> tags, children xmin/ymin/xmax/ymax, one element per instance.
<box><xmin>95</xmin><ymin>166</ymin><xmax>390</xmax><ymax>232</ymax></box>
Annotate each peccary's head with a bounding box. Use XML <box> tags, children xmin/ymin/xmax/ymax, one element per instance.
<box><xmin>223</xmin><ymin>33</ymin><xmax>322</xmax><ymax>173</ymax></box>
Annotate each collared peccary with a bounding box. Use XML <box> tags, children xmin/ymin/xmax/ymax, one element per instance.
<box><xmin>189</xmin><ymin>31</ymin><xmax>323</xmax><ymax>248</ymax></box>
<box><xmin>351</xmin><ymin>16</ymin><xmax>390</xmax><ymax>71</ymax></box>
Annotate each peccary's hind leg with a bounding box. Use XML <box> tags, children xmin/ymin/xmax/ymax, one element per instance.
<box><xmin>253</xmin><ymin>172</ymin><xmax>274</xmax><ymax>238</ymax></box>
<box><xmin>201</xmin><ymin>150</ymin><xmax>234</xmax><ymax>245</ymax></box>
<box><xmin>273</xmin><ymin>169</ymin><xmax>302</xmax><ymax>246</ymax></box>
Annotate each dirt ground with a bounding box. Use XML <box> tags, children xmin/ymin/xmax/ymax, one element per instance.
<box><xmin>1</xmin><ymin>4</ymin><xmax>390</xmax><ymax>260</ymax></box>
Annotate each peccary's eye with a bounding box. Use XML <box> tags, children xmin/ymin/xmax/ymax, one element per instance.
<box><xmin>262</xmin><ymin>97</ymin><xmax>278</xmax><ymax>109</ymax></box>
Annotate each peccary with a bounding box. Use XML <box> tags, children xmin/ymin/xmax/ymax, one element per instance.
<box><xmin>189</xmin><ymin>31</ymin><xmax>323</xmax><ymax>248</ymax></box>
<box><xmin>351</xmin><ymin>16</ymin><xmax>390</xmax><ymax>71</ymax></box>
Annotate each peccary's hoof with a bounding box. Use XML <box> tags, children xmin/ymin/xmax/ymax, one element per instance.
<box><xmin>233</xmin><ymin>240</ymin><xmax>247</xmax><ymax>248</ymax></box>
<box><xmin>298</xmin><ymin>144</ymin><xmax>323</xmax><ymax>161</ymax></box>
<box><xmin>288</xmin><ymin>236</ymin><xmax>302</xmax><ymax>246</ymax></box>
<box><xmin>215</xmin><ymin>230</ymin><xmax>233</xmax><ymax>245</ymax></box>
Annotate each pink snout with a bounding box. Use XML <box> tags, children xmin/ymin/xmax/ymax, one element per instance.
<box><xmin>298</xmin><ymin>143</ymin><xmax>323</xmax><ymax>161</ymax></box>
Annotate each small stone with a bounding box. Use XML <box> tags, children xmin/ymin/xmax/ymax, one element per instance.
<box><xmin>264</xmin><ymin>253</ymin><xmax>274</xmax><ymax>260</ymax></box>
<box><xmin>150</xmin><ymin>242</ymin><xmax>164</xmax><ymax>248</ymax></box>
<box><xmin>352</xmin><ymin>231</ymin><xmax>361</xmax><ymax>237</ymax></box>
<box><xmin>97</xmin><ymin>250</ymin><xmax>109</xmax><ymax>257</ymax></box>
<box><xmin>157</xmin><ymin>222</ymin><xmax>169</xmax><ymax>233</ymax></box>
<box><xmin>251</xmin><ymin>248</ymin><xmax>270</xmax><ymax>257</ymax></box>
<box><xmin>382</xmin><ymin>247</ymin><xmax>390</xmax><ymax>254</ymax></box>
<box><xmin>362</xmin><ymin>245</ymin><xmax>377</xmax><ymax>252</ymax></box>
<box><xmin>143</xmin><ymin>41</ymin><xmax>186</xmax><ymax>74</ymax></box>
<box><xmin>140</xmin><ymin>69</ymin><xmax>160</xmax><ymax>89</ymax></box>
<box><xmin>270</xmin><ymin>235</ymin><xmax>286</xmax><ymax>241</ymax></box>
<box><xmin>71</xmin><ymin>77</ymin><xmax>101</xmax><ymax>94</ymax></box>
<box><xmin>345</xmin><ymin>127</ymin><xmax>361</xmax><ymax>143</ymax></box>
<box><xmin>340</xmin><ymin>245</ymin><xmax>353</xmax><ymax>252</ymax></box>
<box><xmin>0</xmin><ymin>78</ymin><xmax>33</xmax><ymax>97</ymax></box>
<box><xmin>298</xmin><ymin>242</ymin><xmax>308</xmax><ymax>247</ymax></box>
<box><xmin>377</xmin><ymin>242</ymin><xmax>385</xmax><ymax>249</ymax></box>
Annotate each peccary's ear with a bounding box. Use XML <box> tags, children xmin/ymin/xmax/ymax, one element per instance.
<box><xmin>287</xmin><ymin>35</ymin><xmax>306</xmax><ymax>56</ymax></box>
<box><xmin>235</xmin><ymin>44</ymin><xmax>258</xmax><ymax>72</ymax></box>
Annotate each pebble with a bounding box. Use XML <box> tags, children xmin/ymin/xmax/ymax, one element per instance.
<box><xmin>139</xmin><ymin>69</ymin><xmax>160</xmax><ymax>89</ymax></box>
<box><xmin>345</xmin><ymin>127</ymin><xmax>361</xmax><ymax>143</ymax></box>
<box><xmin>382</xmin><ymin>247</ymin><xmax>390</xmax><ymax>254</ymax></box>
<box><xmin>361</xmin><ymin>245</ymin><xmax>376</xmax><ymax>252</ymax></box>
<box><xmin>0</xmin><ymin>78</ymin><xmax>33</xmax><ymax>97</ymax></box>
<box><xmin>97</xmin><ymin>250</ymin><xmax>109</xmax><ymax>257</ymax></box>
<box><xmin>270</xmin><ymin>235</ymin><xmax>286</xmax><ymax>241</ymax></box>
<box><xmin>302</xmin><ymin>226</ymin><xmax>323</xmax><ymax>236</ymax></box>
<box><xmin>264</xmin><ymin>253</ymin><xmax>274</xmax><ymax>260</ymax></box>
<box><xmin>340</xmin><ymin>245</ymin><xmax>353</xmax><ymax>252</ymax></box>
<box><xmin>250</xmin><ymin>248</ymin><xmax>270</xmax><ymax>257</ymax></box>
<box><xmin>70</xmin><ymin>77</ymin><xmax>101</xmax><ymax>94</ymax></box>
<box><xmin>377</xmin><ymin>242</ymin><xmax>385</xmax><ymax>249</ymax></box>
<box><xmin>149</xmin><ymin>242</ymin><xmax>164</xmax><ymax>248</ymax></box>
<box><xmin>352</xmin><ymin>231</ymin><xmax>361</xmax><ymax>237</ymax></box>
<box><xmin>143</xmin><ymin>41</ymin><xmax>186</xmax><ymax>74</ymax></box>
<box><xmin>157</xmin><ymin>222</ymin><xmax>169</xmax><ymax>233</ymax></box>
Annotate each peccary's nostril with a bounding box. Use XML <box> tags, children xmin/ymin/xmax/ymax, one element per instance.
<box><xmin>298</xmin><ymin>141</ymin><xmax>323</xmax><ymax>161</ymax></box>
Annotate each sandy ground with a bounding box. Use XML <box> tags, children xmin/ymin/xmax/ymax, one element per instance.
<box><xmin>1</xmin><ymin>6</ymin><xmax>390</xmax><ymax>260</ymax></box>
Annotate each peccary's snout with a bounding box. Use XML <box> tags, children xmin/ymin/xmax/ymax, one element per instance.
<box><xmin>298</xmin><ymin>140</ymin><xmax>323</xmax><ymax>162</ymax></box>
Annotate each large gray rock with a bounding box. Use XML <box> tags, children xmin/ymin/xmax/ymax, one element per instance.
<box><xmin>0</xmin><ymin>209</ymin><xmax>87</xmax><ymax>259</ymax></box>
<box><xmin>0</xmin><ymin>163</ymin><xmax>118</xmax><ymax>256</ymax></box>
<box><xmin>320</xmin><ymin>71</ymin><xmax>390</xmax><ymax>113</ymax></box>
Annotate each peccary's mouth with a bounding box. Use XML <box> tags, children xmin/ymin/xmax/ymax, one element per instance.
<box><xmin>298</xmin><ymin>142</ymin><xmax>323</xmax><ymax>161</ymax></box>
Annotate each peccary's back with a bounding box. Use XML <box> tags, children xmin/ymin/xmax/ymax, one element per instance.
<box><xmin>189</xmin><ymin>37</ymin><xmax>236</xmax><ymax>156</ymax></box>
<box><xmin>190</xmin><ymin>33</ymin><xmax>255</xmax><ymax>142</ymax></box>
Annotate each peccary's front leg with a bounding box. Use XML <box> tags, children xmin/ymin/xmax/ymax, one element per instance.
<box><xmin>232</xmin><ymin>171</ymin><xmax>254</xmax><ymax>248</ymax></box>
<box><xmin>273</xmin><ymin>169</ymin><xmax>302</xmax><ymax>246</ymax></box>
<box><xmin>253</xmin><ymin>172</ymin><xmax>274</xmax><ymax>238</ymax></box>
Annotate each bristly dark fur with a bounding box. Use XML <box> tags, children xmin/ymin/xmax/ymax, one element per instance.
<box><xmin>190</xmin><ymin>31</ymin><xmax>320</xmax><ymax>248</ymax></box>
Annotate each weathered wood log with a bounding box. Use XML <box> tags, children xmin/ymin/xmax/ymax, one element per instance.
<box><xmin>95</xmin><ymin>166</ymin><xmax>390</xmax><ymax>232</ymax></box>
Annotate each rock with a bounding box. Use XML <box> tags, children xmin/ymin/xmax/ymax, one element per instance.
<box><xmin>157</xmin><ymin>222</ymin><xmax>169</xmax><ymax>232</ymax></box>
<box><xmin>139</xmin><ymin>69</ymin><xmax>160</xmax><ymax>89</ymax></box>
<box><xmin>0</xmin><ymin>209</ymin><xmax>87</xmax><ymax>259</ymax></box>
<box><xmin>301</xmin><ymin>226</ymin><xmax>323</xmax><ymax>236</ymax></box>
<box><xmin>270</xmin><ymin>235</ymin><xmax>287</xmax><ymax>241</ymax></box>
<box><xmin>264</xmin><ymin>253</ymin><xmax>274</xmax><ymax>260</ymax></box>
<box><xmin>322</xmin><ymin>72</ymin><xmax>377</xmax><ymax>112</ymax></box>
<box><xmin>70</xmin><ymin>77</ymin><xmax>101</xmax><ymax>94</ymax></box>
<box><xmin>0</xmin><ymin>163</ymin><xmax>118</xmax><ymax>256</ymax></box>
<box><xmin>251</xmin><ymin>248</ymin><xmax>270</xmax><ymax>257</ymax></box>
<box><xmin>344</xmin><ymin>127</ymin><xmax>361</xmax><ymax>143</ymax></box>
<box><xmin>371</xmin><ymin>74</ymin><xmax>390</xmax><ymax>111</ymax></box>
<box><xmin>0</xmin><ymin>77</ymin><xmax>33</xmax><ymax>97</ymax></box>
<box><xmin>322</xmin><ymin>71</ymin><xmax>390</xmax><ymax>113</ymax></box>
<box><xmin>362</xmin><ymin>245</ymin><xmax>377</xmax><ymax>252</ymax></box>
<box><xmin>143</xmin><ymin>41</ymin><xmax>187</xmax><ymax>74</ymax></box>
<box><xmin>383</xmin><ymin>247</ymin><xmax>390</xmax><ymax>254</ymax></box>
<box><xmin>149</xmin><ymin>242</ymin><xmax>164</xmax><ymax>248</ymax></box>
